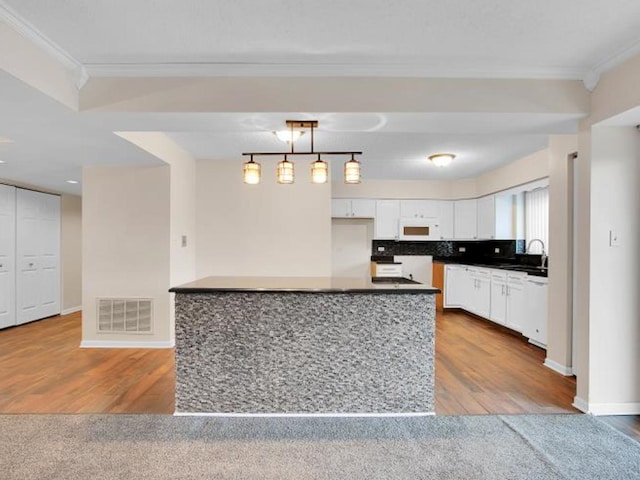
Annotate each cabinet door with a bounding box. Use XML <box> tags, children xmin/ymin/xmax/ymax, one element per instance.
<box><xmin>474</xmin><ymin>276</ymin><xmax>492</xmax><ymax>319</ymax></box>
<box><xmin>374</xmin><ymin>200</ymin><xmax>400</xmax><ymax>239</ymax></box>
<box><xmin>400</xmin><ymin>200</ymin><xmax>438</xmax><ymax>218</ymax></box>
<box><xmin>350</xmin><ymin>199</ymin><xmax>376</xmax><ymax>218</ymax></box>
<box><xmin>476</xmin><ymin>195</ymin><xmax>495</xmax><ymax>239</ymax></box>
<box><xmin>0</xmin><ymin>184</ymin><xmax>16</xmax><ymax>329</ymax></box>
<box><xmin>505</xmin><ymin>274</ymin><xmax>526</xmax><ymax>333</ymax></box>
<box><xmin>331</xmin><ymin>199</ymin><xmax>352</xmax><ymax>218</ymax></box>
<box><xmin>490</xmin><ymin>277</ymin><xmax>507</xmax><ymax>325</ymax></box>
<box><xmin>454</xmin><ymin>199</ymin><xmax>478</xmax><ymax>239</ymax></box>
<box><xmin>437</xmin><ymin>201</ymin><xmax>454</xmax><ymax>239</ymax></box>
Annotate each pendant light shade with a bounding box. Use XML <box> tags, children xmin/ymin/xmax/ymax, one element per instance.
<box><xmin>311</xmin><ymin>155</ymin><xmax>328</xmax><ymax>184</ymax></box>
<box><xmin>277</xmin><ymin>156</ymin><xmax>295</xmax><ymax>184</ymax></box>
<box><xmin>344</xmin><ymin>155</ymin><xmax>361</xmax><ymax>184</ymax></box>
<box><xmin>274</xmin><ymin>130</ymin><xmax>304</xmax><ymax>144</ymax></box>
<box><xmin>243</xmin><ymin>156</ymin><xmax>261</xmax><ymax>184</ymax></box>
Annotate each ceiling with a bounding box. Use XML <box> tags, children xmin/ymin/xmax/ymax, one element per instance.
<box><xmin>0</xmin><ymin>1</ymin><xmax>639</xmax><ymax>194</ymax></box>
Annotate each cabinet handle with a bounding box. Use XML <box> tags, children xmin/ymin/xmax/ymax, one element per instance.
<box><xmin>29</xmin><ymin>262</ymin><xmax>34</xmax><ymax>267</ymax></box>
<box><xmin>501</xmin><ymin>285</ymin><xmax>504</xmax><ymax>295</ymax></box>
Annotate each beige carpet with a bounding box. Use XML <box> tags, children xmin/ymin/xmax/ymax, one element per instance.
<box><xmin>1</xmin><ymin>414</ymin><xmax>638</xmax><ymax>479</ymax></box>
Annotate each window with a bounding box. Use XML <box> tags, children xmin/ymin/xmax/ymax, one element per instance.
<box><xmin>525</xmin><ymin>187</ymin><xmax>549</xmax><ymax>254</ymax></box>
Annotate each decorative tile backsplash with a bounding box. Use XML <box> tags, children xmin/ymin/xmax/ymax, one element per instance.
<box><xmin>372</xmin><ymin>239</ymin><xmax>525</xmax><ymax>259</ymax></box>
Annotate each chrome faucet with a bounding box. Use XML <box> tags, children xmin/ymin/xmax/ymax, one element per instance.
<box><xmin>526</xmin><ymin>239</ymin><xmax>547</xmax><ymax>269</ymax></box>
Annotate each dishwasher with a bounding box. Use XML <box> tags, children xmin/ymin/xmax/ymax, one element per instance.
<box><xmin>525</xmin><ymin>276</ymin><xmax>548</xmax><ymax>348</ymax></box>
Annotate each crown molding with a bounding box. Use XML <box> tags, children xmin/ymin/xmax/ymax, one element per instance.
<box><xmin>0</xmin><ymin>1</ymin><xmax>87</xmax><ymax>88</ymax></box>
<box><xmin>84</xmin><ymin>61</ymin><xmax>588</xmax><ymax>81</ymax></box>
<box><xmin>583</xmin><ymin>37</ymin><xmax>640</xmax><ymax>92</ymax></box>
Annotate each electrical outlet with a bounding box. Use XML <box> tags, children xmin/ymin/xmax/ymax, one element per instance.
<box><xmin>377</xmin><ymin>246</ymin><xmax>385</xmax><ymax>252</ymax></box>
<box><xmin>494</xmin><ymin>248</ymin><xmax>500</xmax><ymax>254</ymax></box>
<box><xmin>459</xmin><ymin>247</ymin><xmax>466</xmax><ymax>253</ymax></box>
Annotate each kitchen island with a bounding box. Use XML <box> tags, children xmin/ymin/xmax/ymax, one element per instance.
<box><xmin>169</xmin><ymin>277</ymin><xmax>439</xmax><ymax>415</ymax></box>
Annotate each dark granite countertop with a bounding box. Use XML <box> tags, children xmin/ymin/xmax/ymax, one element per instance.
<box><xmin>433</xmin><ymin>257</ymin><xmax>548</xmax><ymax>277</ymax></box>
<box><xmin>170</xmin><ymin>276</ymin><xmax>441</xmax><ymax>294</ymax></box>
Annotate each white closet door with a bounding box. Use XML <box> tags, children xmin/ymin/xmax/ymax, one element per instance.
<box><xmin>0</xmin><ymin>184</ymin><xmax>16</xmax><ymax>329</ymax></box>
<box><xmin>16</xmin><ymin>189</ymin><xmax>60</xmax><ymax>325</ymax></box>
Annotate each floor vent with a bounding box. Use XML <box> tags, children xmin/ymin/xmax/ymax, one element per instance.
<box><xmin>97</xmin><ymin>298</ymin><xmax>153</xmax><ymax>334</ymax></box>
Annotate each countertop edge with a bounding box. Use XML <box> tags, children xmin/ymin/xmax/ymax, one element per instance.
<box><xmin>170</xmin><ymin>287</ymin><xmax>441</xmax><ymax>294</ymax></box>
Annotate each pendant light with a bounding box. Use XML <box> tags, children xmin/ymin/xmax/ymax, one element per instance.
<box><xmin>311</xmin><ymin>154</ymin><xmax>328</xmax><ymax>184</ymax></box>
<box><xmin>344</xmin><ymin>154</ymin><xmax>361</xmax><ymax>184</ymax></box>
<box><xmin>277</xmin><ymin>155</ymin><xmax>294</xmax><ymax>184</ymax></box>
<box><xmin>243</xmin><ymin>120</ymin><xmax>363</xmax><ymax>185</ymax></box>
<box><xmin>243</xmin><ymin>155</ymin><xmax>261</xmax><ymax>184</ymax></box>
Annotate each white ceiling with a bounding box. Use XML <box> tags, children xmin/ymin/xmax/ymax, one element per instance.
<box><xmin>0</xmin><ymin>1</ymin><xmax>639</xmax><ymax>193</ymax></box>
<box><xmin>5</xmin><ymin>0</ymin><xmax>640</xmax><ymax>79</ymax></box>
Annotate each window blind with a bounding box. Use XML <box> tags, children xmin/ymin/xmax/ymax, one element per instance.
<box><xmin>525</xmin><ymin>187</ymin><xmax>549</xmax><ymax>254</ymax></box>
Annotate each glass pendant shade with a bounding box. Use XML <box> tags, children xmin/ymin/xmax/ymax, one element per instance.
<box><xmin>243</xmin><ymin>158</ymin><xmax>261</xmax><ymax>184</ymax></box>
<box><xmin>274</xmin><ymin>130</ymin><xmax>303</xmax><ymax>144</ymax></box>
<box><xmin>277</xmin><ymin>157</ymin><xmax>295</xmax><ymax>184</ymax></box>
<box><xmin>344</xmin><ymin>156</ymin><xmax>361</xmax><ymax>184</ymax></box>
<box><xmin>311</xmin><ymin>157</ymin><xmax>329</xmax><ymax>184</ymax></box>
<box><xmin>429</xmin><ymin>153</ymin><xmax>455</xmax><ymax>167</ymax></box>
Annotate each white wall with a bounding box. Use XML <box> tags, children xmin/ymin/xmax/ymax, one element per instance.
<box><xmin>475</xmin><ymin>149</ymin><xmax>550</xmax><ymax>197</ymax></box>
<box><xmin>587</xmin><ymin>126</ymin><xmax>640</xmax><ymax>413</ymax></box>
<box><xmin>60</xmin><ymin>194</ymin><xmax>82</xmax><ymax>312</ymax></box>
<box><xmin>82</xmin><ymin>165</ymin><xmax>172</xmax><ymax>345</ymax></box>
<box><xmin>196</xmin><ymin>159</ymin><xmax>332</xmax><ymax>277</ymax></box>
<box><xmin>331</xmin><ymin>218</ymin><xmax>373</xmax><ymax>278</ymax></box>
<box><xmin>545</xmin><ymin>135</ymin><xmax>578</xmax><ymax>374</ymax></box>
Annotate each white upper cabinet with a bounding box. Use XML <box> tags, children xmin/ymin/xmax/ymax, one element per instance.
<box><xmin>437</xmin><ymin>201</ymin><xmax>454</xmax><ymax>239</ymax></box>
<box><xmin>454</xmin><ymin>199</ymin><xmax>477</xmax><ymax>239</ymax></box>
<box><xmin>476</xmin><ymin>195</ymin><xmax>496</xmax><ymax>239</ymax></box>
<box><xmin>374</xmin><ymin>200</ymin><xmax>400</xmax><ymax>239</ymax></box>
<box><xmin>399</xmin><ymin>200</ymin><xmax>438</xmax><ymax>218</ymax></box>
<box><xmin>331</xmin><ymin>199</ymin><xmax>375</xmax><ymax>218</ymax></box>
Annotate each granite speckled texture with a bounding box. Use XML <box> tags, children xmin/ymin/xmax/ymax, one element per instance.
<box><xmin>175</xmin><ymin>292</ymin><xmax>435</xmax><ymax>414</ymax></box>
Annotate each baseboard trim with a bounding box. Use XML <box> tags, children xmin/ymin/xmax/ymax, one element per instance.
<box><xmin>174</xmin><ymin>411</ymin><xmax>436</xmax><ymax>418</ymax></box>
<box><xmin>528</xmin><ymin>338</ymin><xmax>547</xmax><ymax>349</ymax></box>
<box><xmin>573</xmin><ymin>396</ymin><xmax>589</xmax><ymax>413</ymax></box>
<box><xmin>61</xmin><ymin>306</ymin><xmax>82</xmax><ymax>316</ymax></box>
<box><xmin>543</xmin><ymin>358</ymin><xmax>573</xmax><ymax>376</ymax></box>
<box><xmin>80</xmin><ymin>340</ymin><xmax>174</xmax><ymax>349</ymax></box>
<box><xmin>587</xmin><ymin>402</ymin><xmax>640</xmax><ymax>416</ymax></box>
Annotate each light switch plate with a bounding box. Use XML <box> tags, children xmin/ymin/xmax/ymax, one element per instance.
<box><xmin>181</xmin><ymin>235</ymin><xmax>188</xmax><ymax>247</ymax></box>
<box><xmin>377</xmin><ymin>246</ymin><xmax>385</xmax><ymax>252</ymax></box>
<box><xmin>609</xmin><ymin>230</ymin><xmax>620</xmax><ymax>247</ymax></box>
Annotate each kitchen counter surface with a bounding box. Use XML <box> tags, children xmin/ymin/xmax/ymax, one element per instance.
<box><xmin>170</xmin><ymin>276</ymin><xmax>440</xmax><ymax>294</ymax></box>
<box><xmin>432</xmin><ymin>257</ymin><xmax>548</xmax><ymax>277</ymax></box>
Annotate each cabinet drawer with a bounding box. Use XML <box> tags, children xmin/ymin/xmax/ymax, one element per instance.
<box><xmin>375</xmin><ymin>264</ymin><xmax>403</xmax><ymax>277</ymax></box>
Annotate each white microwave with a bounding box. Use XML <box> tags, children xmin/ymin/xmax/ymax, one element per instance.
<box><xmin>398</xmin><ymin>217</ymin><xmax>440</xmax><ymax>241</ymax></box>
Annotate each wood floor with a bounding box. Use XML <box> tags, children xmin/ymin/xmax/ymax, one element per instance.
<box><xmin>0</xmin><ymin>312</ymin><xmax>174</xmax><ymax>413</ymax></box>
<box><xmin>0</xmin><ymin>309</ymin><xmax>638</xmax><ymax>442</ymax></box>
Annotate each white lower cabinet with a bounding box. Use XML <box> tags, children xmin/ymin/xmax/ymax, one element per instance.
<box><xmin>446</xmin><ymin>264</ymin><xmax>546</xmax><ymax>347</ymax></box>
<box><xmin>467</xmin><ymin>267</ymin><xmax>491</xmax><ymax>318</ymax></box>
<box><xmin>490</xmin><ymin>271</ymin><xmax>527</xmax><ymax>332</ymax></box>
<box><xmin>524</xmin><ymin>277</ymin><xmax>548</xmax><ymax>348</ymax></box>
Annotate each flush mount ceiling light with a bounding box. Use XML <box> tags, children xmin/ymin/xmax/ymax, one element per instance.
<box><xmin>428</xmin><ymin>153</ymin><xmax>456</xmax><ymax>167</ymax></box>
<box><xmin>243</xmin><ymin>120</ymin><xmax>363</xmax><ymax>185</ymax></box>
<box><xmin>66</xmin><ymin>180</ymin><xmax>79</xmax><ymax>184</ymax></box>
